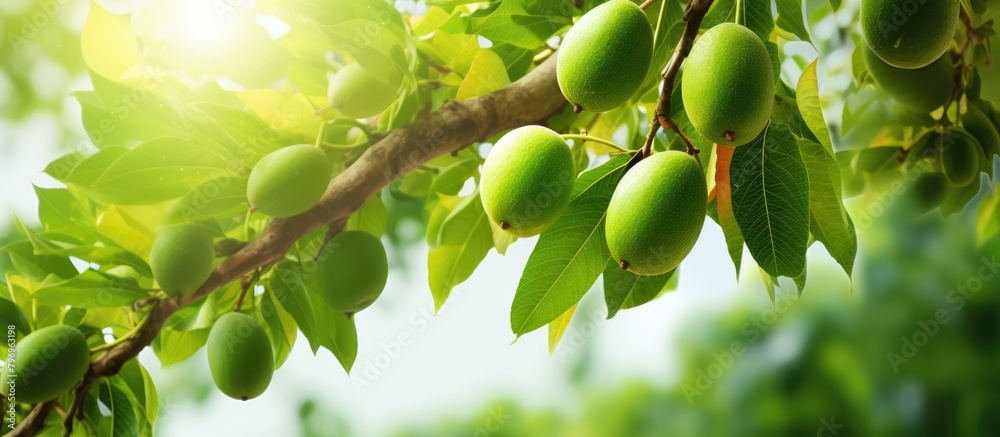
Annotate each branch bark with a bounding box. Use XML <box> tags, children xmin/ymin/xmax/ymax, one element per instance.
<box><xmin>13</xmin><ymin>56</ymin><xmax>567</xmax><ymax>437</ymax></box>
<box><xmin>633</xmin><ymin>0</ymin><xmax>714</xmax><ymax>167</ymax></box>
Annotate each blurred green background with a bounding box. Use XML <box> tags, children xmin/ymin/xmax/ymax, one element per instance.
<box><xmin>2</xmin><ymin>0</ymin><xmax>1000</xmax><ymax>436</ymax></box>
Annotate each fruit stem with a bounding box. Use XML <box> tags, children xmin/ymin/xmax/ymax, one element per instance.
<box><xmin>638</xmin><ymin>0</ymin><xmax>659</xmax><ymax>11</ymax></box>
<box><xmin>735</xmin><ymin>0</ymin><xmax>745</xmax><ymax>26</ymax></box>
<box><xmin>315</xmin><ymin>120</ymin><xmax>331</xmax><ymax>149</ymax></box>
<box><xmin>560</xmin><ymin>134</ymin><xmax>629</xmax><ymax>153</ymax></box>
<box><xmin>234</xmin><ymin>269</ymin><xmax>261</xmax><ymax>312</ymax></box>
<box><xmin>631</xmin><ymin>0</ymin><xmax>714</xmax><ymax>169</ymax></box>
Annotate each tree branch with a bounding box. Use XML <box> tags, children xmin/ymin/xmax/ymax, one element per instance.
<box><xmin>12</xmin><ymin>56</ymin><xmax>567</xmax><ymax>437</ymax></box>
<box><xmin>632</xmin><ymin>0</ymin><xmax>714</xmax><ymax>168</ymax></box>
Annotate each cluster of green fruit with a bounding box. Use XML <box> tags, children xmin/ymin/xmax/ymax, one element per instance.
<box><xmin>147</xmin><ymin>223</ymin><xmax>387</xmax><ymax>399</ymax></box>
<box><xmin>481</xmin><ymin>125</ymin><xmax>706</xmax><ymax>276</ymax></box>
<box><xmin>859</xmin><ymin>0</ymin><xmax>1000</xmax><ymax>211</ymax></box>
<box><xmin>557</xmin><ymin>0</ymin><xmax>774</xmax><ymax>146</ymax></box>
<box><xmin>484</xmin><ymin>0</ymin><xmax>788</xmax><ymax>275</ymax></box>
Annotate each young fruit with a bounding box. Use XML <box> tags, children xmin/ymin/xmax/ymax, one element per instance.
<box><xmin>315</xmin><ymin>231</ymin><xmax>389</xmax><ymax>314</ymax></box>
<box><xmin>863</xmin><ymin>46</ymin><xmax>952</xmax><ymax>113</ymax></box>
<box><xmin>328</xmin><ymin>63</ymin><xmax>402</xmax><ymax>119</ymax></box>
<box><xmin>556</xmin><ymin>0</ymin><xmax>653</xmax><ymax>113</ymax></box>
<box><xmin>861</xmin><ymin>0</ymin><xmax>958</xmax><ymax>69</ymax></box>
<box><xmin>938</xmin><ymin>129</ymin><xmax>982</xmax><ymax>187</ymax></box>
<box><xmin>207</xmin><ymin>312</ymin><xmax>274</xmax><ymax>401</ymax></box>
<box><xmin>681</xmin><ymin>23</ymin><xmax>774</xmax><ymax>146</ymax></box>
<box><xmin>912</xmin><ymin>171</ymin><xmax>949</xmax><ymax>213</ymax></box>
<box><xmin>247</xmin><ymin>144</ymin><xmax>332</xmax><ymax>218</ymax></box>
<box><xmin>151</xmin><ymin>223</ymin><xmax>215</xmax><ymax>298</ymax></box>
<box><xmin>480</xmin><ymin>126</ymin><xmax>576</xmax><ymax>237</ymax></box>
<box><xmin>605</xmin><ymin>151</ymin><xmax>707</xmax><ymax>276</ymax></box>
<box><xmin>964</xmin><ymin>103</ymin><xmax>1000</xmax><ymax>160</ymax></box>
<box><xmin>0</xmin><ymin>325</ymin><xmax>89</xmax><ymax>403</ymax></box>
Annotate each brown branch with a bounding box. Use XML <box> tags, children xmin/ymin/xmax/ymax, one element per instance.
<box><xmin>9</xmin><ymin>56</ymin><xmax>567</xmax><ymax>437</ymax></box>
<box><xmin>633</xmin><ymin>0</ymin><xmax>714</xmax><ymax>168</ymax></box>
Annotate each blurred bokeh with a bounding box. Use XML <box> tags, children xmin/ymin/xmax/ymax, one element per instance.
<box><xmin>2</xmin><ymin>0</ymin><xmax>999</xmax><ymax>436</ymax></box>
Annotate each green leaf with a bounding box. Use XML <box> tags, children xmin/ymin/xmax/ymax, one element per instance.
<box><xmin>623</xmin><ymin>267</ymin><xmax>679</xmax><ymax>310</ymax></box>
<box><xmin>456</xmin><ymin>49</ymin><xmax>511</xmax><ymax>100</ymax></box>
<box><xmin>1</xmin><ymin>239</ymin><xmax>78</xmax><ymax>283</ymax></box>
<box><xmin>603</xmin><ymin>260</ymin><xmax>676</xmax><ymax>318</ymax></box>
<box><xmin>117</xmin><ymin>360</ymin><xmax>158</xmax><ymax>430</ymax></box>
<box><xmin>510</xmin><ymin>154</ymin><xmax>631</xmax><ymax>337</ymax></box>
<box><xmin>72</xmin><ymin>137</ymin><xmax>239</xmax><ymax>205</ymax></box>
<box><xmin>165</xmin><ymin>176</ymin><xmax>249</xmax><ymax>223</ymax></box>
<box><xmin>775</xmin><ymin>0</ymin><xmax>810</xmax><ymax>42</ymax></box>
<box><xmin>13</xmin><ymin>220</ymin><xmax>152</xmax><ymax>277</ymax></box>
<box><xmin>257</xmin><ymin>291</ymin><xmax>297</xmax><ymax>369</ymax></box>
<box><xmin>547</xmin><ymin>304</ymin><xmax>578</xmax><ymax>354</ymax></box>
<box><xmin>453</xmin><ymin>1</ymin><xmax>573</xmax><ymax>49</ymax></box>
<box><xmin>33</xmin><ymin>270</ymin><xmax>149</xmax><ymax>308</ymax></box>
<box><xmin>796</xmin><ymin>60</ymin><xmax>834</xmax><ymax>154</ymax></box>
<box><xmin>428</xmin><ymin>191</ymin><xmax>493</xmax><ymax>311</ymax></box>
<box><xmin>35</xmin><ymin>186</ymin><xmax>94</xmax><ymax>234</ymax></box>
<box><xmin>798</xmin><ymin>137</ymin><xmax>857</xmax><ymax>277</ymax></box>
<box><xmin>346</xmin><ymin>194</ymin><xmax>388</xmax><ymax>238</ymax></box>
<box><xmin>313</xmin><ymin>300</ymin><xmax>358</xmax><ymax>373</ymax></box>
<box><xmin>730</xmin><ymin>124</ymin><xmax>810</xmax><ymax>280</ymax></box>
<box><xmin>96</xmin><ymin>378</ymin><xmax>141</xmax><ymax>437</ymax></box>
<box><xmin>742</xmin><ymin>0</ymin><xmax>774</xmax><ymax>43</ymax></box>
<box><xmin>271</xmin><ymin>263</ymin><xmax>322</xmax><ymax>353</ymax></box>
<box><xmin>153</xmin><ymin>328</ymin><xmax>210</xmax><ymax>367</ymax></box>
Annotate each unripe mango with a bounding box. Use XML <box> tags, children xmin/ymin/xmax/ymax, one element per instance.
<box><xmin>481</xmin><ymin>126</ymin><xmax>576</xmax><ymax>237</ymax></box>
<box><xmin>207</xmin><ymin>312</ymin><xmax>274</xmax><ymax>401</ymax></box>
<box><xmin>151</xmin><ymin>223</ymin><xmax>215</xmax><ymax>298</ymax></box>
<box><xmin>556</xmin><ymin>0</ymin><xmax>653</xmax><ymax>113</ymax></box>
<box><xmin>964</xmin><ymin>103</ymin><xmax>1000</xmax><ymax>160</ymax></box>
<box><xmin>247</xmin><ymin>144</ymin><xmax>332</xmax><ymax>218</ymax></box>
<box><xmin>0</xmin><ymin>325</ymin><xmax>89</xmax><ymax>404</ymax></box>
<box><xmin>682</xmin><ymin>23</ymin><xmax>774</xmax><ymax>146</ymax></box>
<box><xmin>328</xmin><ymin>63</ymin><xmax>402</xmax><ymax>119</ymax></box>
<box><xmin>863</xmin><ymin>45</ymin><xmax>953</xmax><ymax>113</ymax></box>
<box><xmin>606</xmin><ymin>151</ymin><xmax>707</xmax><ymax>276</ymax></box>
<box><xmin>912</xmin><ymin>171</ymin><xmax>948</xmax><ymax>213</ymax></box>
<box><xmin>938</xmin><ymin>128</ymin><xmax>982</xmax><ymax>187</ymax></box>
<box><xmin>861</xmin><ymin>0</ymin><xmax>958</xmax><ymax>69</ymax></box>
<box><xmin>315</xmin><ymin>231</ymin><xmax>389</xmax><ymax>314</ymax></box>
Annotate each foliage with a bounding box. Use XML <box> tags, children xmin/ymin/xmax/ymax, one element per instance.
<box><xmin>0</xmin><ymin>0</ymin><xmax>997</xmax><ymax>434</ymax></box>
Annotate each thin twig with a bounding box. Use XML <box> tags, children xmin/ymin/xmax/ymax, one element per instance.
<box><xmin>633</xmin><ymin>0</ymin><xmax>714</xmax><ymax>169</ymax></box>
<box><xmin>9</xmin><ymin>47</ymin><xmax>568</xmax><ymax>437</ymax></box>
<box><xmin>234</xmin><ymin>270</ymin><xmax>261</xmax><ymax>312</ymax></box>
<box><xmin>639</xmin><ymin>0</ymin><xmax>659</xmax><ymax>11</ymax></box>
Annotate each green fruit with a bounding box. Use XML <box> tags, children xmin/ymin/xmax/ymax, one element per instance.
<box><xmin>151</xmin><ymin>223</ymin><xmax>215</xmax><ymax>298</ymax></box>
<box><xmin>207</xmin><ymin>312</ymin><xmax>274</xmax><ymax>401</ymax></box>
<box><xmin>606</xmin><ymin>151</ymin><xmax>707</xmax><ymax>276</ymax></box>
<box><xmin>480</xmin><ymin>126</ymin><xmax>576</xmax><ymax>237</ymax></box>
<box><xmin>863</xmin><ymin>45</ymin><xmax>953</xmax><ymax>113</ymax></box>
<box><xmin>964</xmin><ymin>102</ymin><xmax>1000</xmax><ymax>160</ymax></box>
<box><xmin>912</xmin><ymin>171</ymin><xmax>949</xmax><ymax>213</ymax></box>
<box><xmin>861</xmin><ymin>0</ymin><xmax>958</xmax><ymax>69</ymax></box>
<box><xmin>556</xmin><ymin>0</ymin><xmax>653</xmax><ymax>113</ymax></box>
<box><xmin>0</xmin><ymin>325</ymin><xmax>89</xmax><ymax>404</ymax></box>
<box><xmin>315</xmin><ymin>231</ymin><xmax>389</xmax><ymax>314</ymax></box>
<box><xmin>247</xmin><ymin>144</ymin><xmax>332</xmax><ymax>218</ymax></box>
<box><xmin>328</xmin><ymin>63</ymin><xmax>402</xmax><ymax>119</ymax></box>
<box><xmin>681</xmin><ymin>23</ymin><xmax>775</xmax><ymax>146</ymax></box>
<box><xmin>938</xmin><ymin>129</ymin><xmax>982</xmax><ymax>187</ymax></box>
